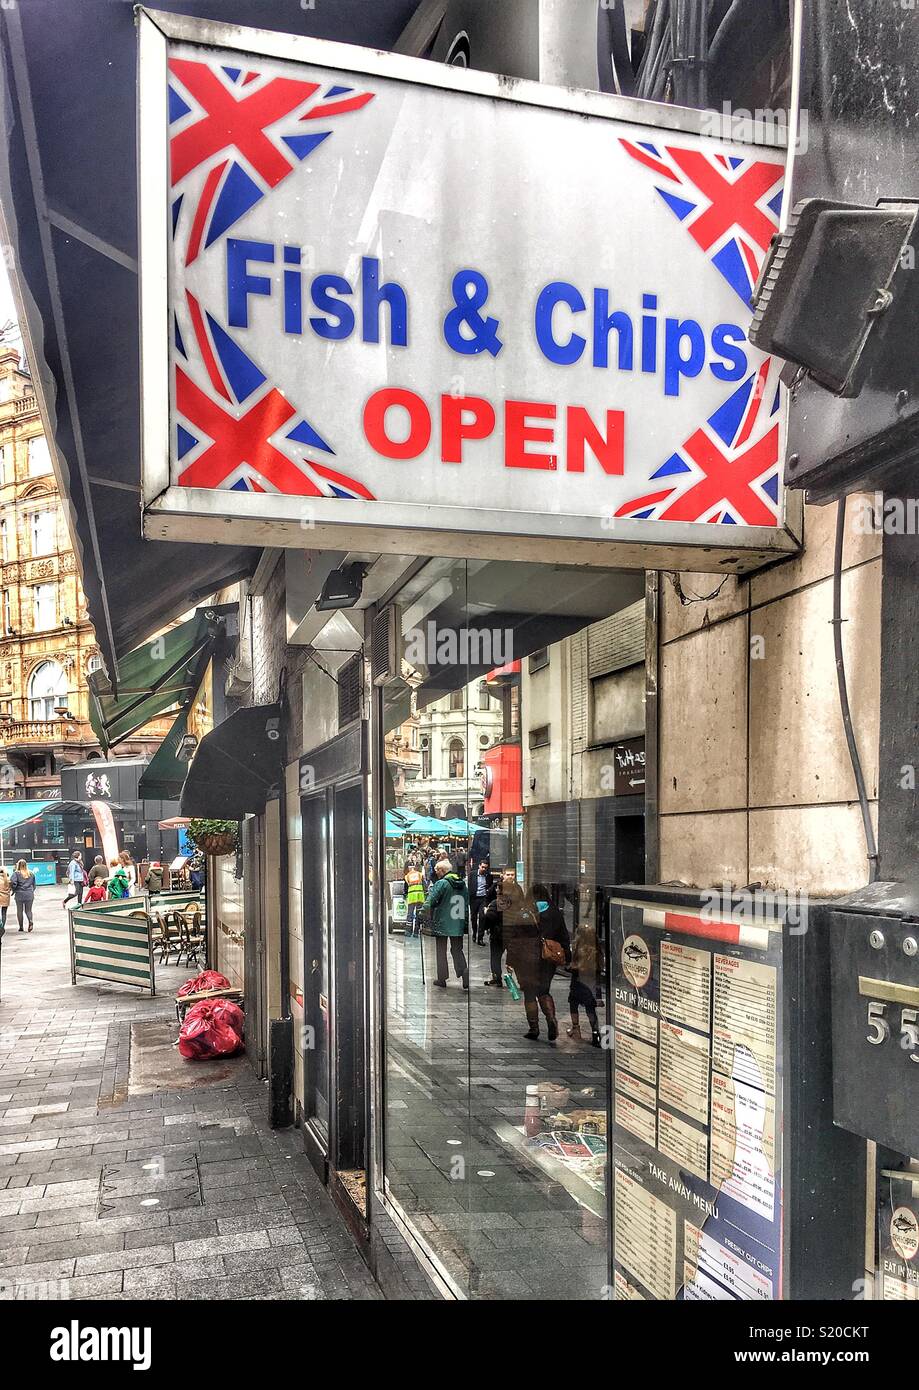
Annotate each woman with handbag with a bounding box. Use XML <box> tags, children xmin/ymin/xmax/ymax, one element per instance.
<box><xmin>504</xmin><ymin>879</ymin><xmax>570</xmax><ymax>1042</ymax></box>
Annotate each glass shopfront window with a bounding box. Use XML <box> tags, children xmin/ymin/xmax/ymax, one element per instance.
<box><xmin>377</xmin><ymin>557</ymin><xmax>646</xmax><ymax>1299</ymax></box>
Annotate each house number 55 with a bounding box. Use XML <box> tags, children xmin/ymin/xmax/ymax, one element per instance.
<box><xmin>867</xmin><ymin>1001</ymin><xmax>919</xmax><ymax>1061</ymax></box>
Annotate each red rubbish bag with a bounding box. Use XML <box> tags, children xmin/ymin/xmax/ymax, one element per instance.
<box><xmin>177</xmin><ymin>970</ymin><xmax>231</xmax><ymax>998</ymax></box>
<box><xmin>177</xmin><ymin>998</ymin><xmax>245</xmax><ymax>1059</ymax></box>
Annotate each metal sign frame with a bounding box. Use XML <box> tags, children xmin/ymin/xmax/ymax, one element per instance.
<box><xmin>137</xmin><ymin>7</ymin><xmax>802</xmax><ymax>574</ymax></box>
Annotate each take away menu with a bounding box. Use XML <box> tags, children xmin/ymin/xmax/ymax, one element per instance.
<box><xmin>879</xmin><ymin>1172</ymin><xmax>919</xmax><ymax>1301</ymax></box>
<box><xmin>611</xmin><ymin>903</ymin><xmax>782</xmax><ymax>1302</ymax></box>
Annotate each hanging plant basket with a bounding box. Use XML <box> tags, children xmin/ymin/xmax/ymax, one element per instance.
<box><xmin>187</xmin><ymin>819</ymin><xmax>240</xmax><ymax>857</ymax></box>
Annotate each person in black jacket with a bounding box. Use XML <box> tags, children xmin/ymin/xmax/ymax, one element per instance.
<box><xmin>481</xmin><ymin>876</ymin><xmax>504</xmax><ymax>986</ymax></box>
<box><xmin>468</xmin><ymin>858</ymin><xmax>491</xmax><ymax>944</ymax></box>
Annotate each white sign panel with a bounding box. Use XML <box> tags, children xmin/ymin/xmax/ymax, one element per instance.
<box><xmin>139</xmin><ymin>10</ymin><xmax>800</xmax><ymax>572</ymax></box>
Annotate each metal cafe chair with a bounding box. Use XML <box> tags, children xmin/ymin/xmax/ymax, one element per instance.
<box><xmin>177</xmin><ymin>912</ymin><xmax>205</xmax><ymax>968</ymax></box>
<box><xmin>157</xmin><ymin>909</ymin><xmax>183</xmax><ymax>965</ymax></box>
<box><xmin>186</xmin><ymin>907</ymin><xmax>206</xmax><ymax>967</ymax></box>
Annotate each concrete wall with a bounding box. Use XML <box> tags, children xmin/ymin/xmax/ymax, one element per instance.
<box><xmin>657</xmin><ymin>498</ymin><xmax>882</xmax><ymax>896</ymax></box>
<box><xmin>592</xmin><ymin>663</ymin><xmax>644</xmax><ymax>745</ymax></box>
<box><xmin>523</xmin><ymin>638</ymin><xmax>646</xmax><ymax>808</ymax></box>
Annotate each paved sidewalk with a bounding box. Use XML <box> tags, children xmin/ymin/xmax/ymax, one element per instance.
<box><xmin>0</xmin><ymin>886</ymin><xmax>383</xmax><ymax>1301</ymax></box>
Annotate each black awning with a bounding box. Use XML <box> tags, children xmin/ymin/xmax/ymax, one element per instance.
<box><xmin>180</xmin><ymin>704</ymin><xmax>285</xmax><ymax>820</ymax></box>
<box><xmin>0</xmin><ymin>0</ymin><xmax>420</xmax><ymax>667</ymax></box>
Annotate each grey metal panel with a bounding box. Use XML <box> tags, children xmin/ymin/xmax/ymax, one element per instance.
<box><xmin>830</xmin><ymin>904</ymin><xmax>919</xmax><ymax>1156</ymax></box>
<box><xmin>300</xmin><ymin>724</ymin><xmax>364</xmax><ymax>793</ymax></box>
<box><xmin>783</xmin><ymin>0</ymin><xmax>919</xmax><ymax>496</ymax></box>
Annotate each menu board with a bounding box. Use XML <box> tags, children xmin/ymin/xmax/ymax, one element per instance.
<box><xmin>610</xmin><ymin>899</ymin><xmax>782</xmax><ymax>1302</ymax></box>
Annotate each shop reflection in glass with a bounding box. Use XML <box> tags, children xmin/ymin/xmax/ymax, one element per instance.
<box><xmin>381</xmin><ymin>555</ymin><xmax>618</xmax><ymax>1299</ymax></box>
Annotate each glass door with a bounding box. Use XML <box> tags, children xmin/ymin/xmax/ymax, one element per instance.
<box><xmin>301</xmin><ymin>790</ymin><xmax>331</xmax><ymax>1155</ymax></box>
<box><xmin>332</xmin><ymin>778</ymin><xmax>367</xmax><ymax>1180</ymax></box>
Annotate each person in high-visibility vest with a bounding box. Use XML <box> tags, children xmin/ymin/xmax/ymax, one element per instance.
<box><xmin>404</xmin><ymin>863</ymin><xmax>426</xmax><ymax>938</ymax></box>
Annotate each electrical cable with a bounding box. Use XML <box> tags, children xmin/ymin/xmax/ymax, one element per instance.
<box><xmin>832</xmin><ymin>497</ymin><xmax>880</xmax><ymax>883</ymax></box>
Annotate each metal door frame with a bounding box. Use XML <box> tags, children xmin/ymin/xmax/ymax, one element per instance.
<box><xmin>299</xmin><ymin>725</ymin><xmax>369</xmax><ymax>1190</ymax></box>
<box><xmin>243</xmin><ymin>814</ymin><xmax>268</xmax><ymax>1078</ymax></box>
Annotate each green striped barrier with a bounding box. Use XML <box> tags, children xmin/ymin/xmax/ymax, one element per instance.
<box><xmin>69</xmin><ymin>896</ymin><xmax>156</xmax><ymax>994</ymax></box>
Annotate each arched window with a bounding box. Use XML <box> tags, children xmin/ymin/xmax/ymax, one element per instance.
<box><xmin>448</xmin><ymin>738</ymin><xmax>464</xmax><ymax>780</ymax></box>
<box><xmin>28</xmin><ymin>660</ymin><xmax>67</xmax><ymax>721</ymax></box>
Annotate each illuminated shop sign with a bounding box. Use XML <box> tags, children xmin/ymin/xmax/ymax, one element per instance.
<box><xmin>139</xmin><ymin>10</ymin><xmax>799</xmax><ymax>572</ymax></box>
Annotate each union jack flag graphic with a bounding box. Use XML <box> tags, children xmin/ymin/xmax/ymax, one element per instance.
<box><xmin>615</xmin><ymin>358</ymin><xmax>782</xmax><ymax>526</ymax></box>
<box><xmin>168</xmin><ymin>57</ymin><xmax>376</xmax><ymax>498</ymax></box>
<box><xmin>174</xmin><ymin>293</ymin><xmax>375</xmax><ymax>499</ymax></box>
<box><xmin>620</xmin><ymin>139</ymin><xmax>784</xmax><ymax>304</ymax></box>
<box><xmin>169</xmin><ymin>58</ymin><xmax>374</xmax><ymax>264</ymax></box>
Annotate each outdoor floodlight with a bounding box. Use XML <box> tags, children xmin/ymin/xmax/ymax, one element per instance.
<box><xmin>316</xmin><ymin>562</ymin><xmax>366</xmax><ymax>612</ymax></box>
<box><xmin>750</xmin><ymin>197</ymin><xmax>919</xmax><ymax>396</ymax></box>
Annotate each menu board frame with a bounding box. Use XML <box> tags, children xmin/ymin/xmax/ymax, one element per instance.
<box><xmin>607</xmin><ymin>889</ymin><xmax>784</xmax><ymax>1302</ymax></box>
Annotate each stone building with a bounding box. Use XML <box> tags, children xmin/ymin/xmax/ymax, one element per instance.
<box><xmin>0</xmin><ymin>344</ymin><xmax>161</xmax><ymax>800</ymax></box>
<box><xmin>403</xmin><ymin>681</ymin><xmax>503</xmax><ymax>819</ymax></box>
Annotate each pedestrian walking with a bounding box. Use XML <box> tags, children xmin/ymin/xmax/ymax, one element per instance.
<box><xmin>481</xmin><ymin>873</ymin><xmax>506</xmax><ymax>987</ymax></box>
<box><xmin>468</xmin><ymin>858</ymin><xmax>490</xmax><ymax>944</ymax></box>
<box><xmin>504</xmin><ymin>880</ymin><xmax>570</xmax><ymax>1041</ymax></box>
<box><xmin>143</xmin><ymin>861</ymin><xmax>164</xmax><ymax>893</ymax></box>
<box><xmin>567</xmin><ymin>919</ymin><xmax>602</xmax><ymax>1046</ymax></box>
<box><xmin>423</xmin><ymin>856</ymin><xmax>469</xmax><ymax>989</ymax></box>
<box><xmin>62</xmin><ymin>850</ymin><xmax>86</xmax><ymax>908</ymax></box>
<box><xmin>118</xmin><ymin>850</ymin><xmax>137</xmax><ymax>893</ymax></box>
<box><xmin>86</xmin><ymin>854</ymin><xmax>107</xmax><ymax>888</ymax></box>
<box><xmin>11</xmin><ymin>859</ymin><xmax>35</xmax><ymax>932</ymax></box>
<box><xmin>403</xmin><ymin>862</ymin><xmax>425</xmax><ymax>937</ymax></box>
<box><xmin>0</xmin><ymin>867</ymin><xmax>10</xmax><ymax>930</ymax></box>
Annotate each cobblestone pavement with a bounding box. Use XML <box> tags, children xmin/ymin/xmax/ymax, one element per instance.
<box><xmin>0</xmin><ymin>887</ymin><xmax>383</xmax><ymax>1301</ymax></box>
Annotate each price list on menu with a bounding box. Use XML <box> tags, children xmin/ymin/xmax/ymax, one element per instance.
<box><xmin>614</xmin><ymin>1167</ymin><xmax>677</xmax><ymax>1301</ymax></box>
<box><xmin>611</xmin><ymin>899</ymin><xmax>783</xmax><ymax>1302</ymax></box>
<box><xmin>712</xmin><ymin>955</ymin><xmax>777</xmax><ymax>1094</ymax></box>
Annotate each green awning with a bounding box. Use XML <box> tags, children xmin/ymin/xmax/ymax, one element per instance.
<box><xmin>137</xmin><ymin>707</ymin><xmax>190</xmax><ymax>801</ymax></box>
<box><xmin>88</xmin><ymin>607</ymin><xmax>222</xmax><ymax>754</ymax></box>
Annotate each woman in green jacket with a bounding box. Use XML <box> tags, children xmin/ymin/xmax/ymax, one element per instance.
<box><xmin>423</xmin><ymin>857</ymin><xmax>469</xmax><ymax>990</ymax></box>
